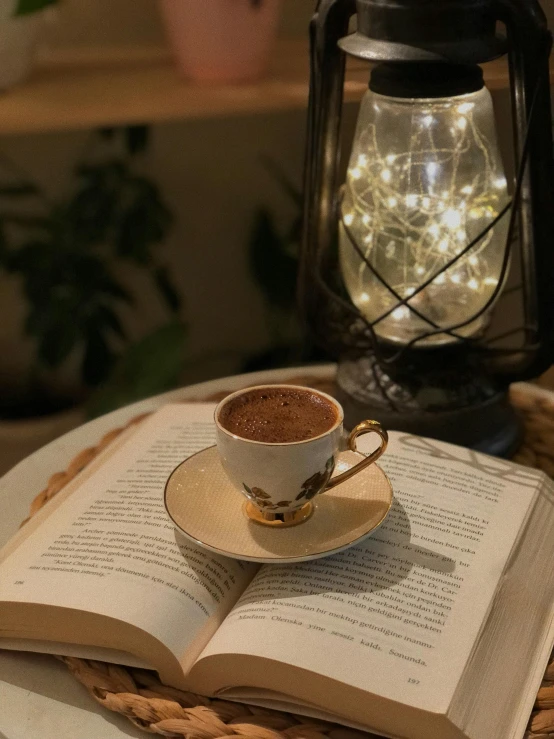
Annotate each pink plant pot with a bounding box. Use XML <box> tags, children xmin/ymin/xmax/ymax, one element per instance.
<box><xmin>159</xmin><ymin>0</ymin><xmax>282</xmax><ymax>84</ymax></box>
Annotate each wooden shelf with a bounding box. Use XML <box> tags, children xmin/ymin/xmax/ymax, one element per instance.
<box><xmin>0</xmin><ymin>39</ymin><xmax>551</xmax><ymax>135</ymax></box>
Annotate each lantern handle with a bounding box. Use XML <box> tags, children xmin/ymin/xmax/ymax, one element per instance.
<box><xmin>491</xmin><ymin>0</ymin><xmax>554</xmax><ymax>380</ymax></box>
<box><xmin>299</xmin><ymin>0</ymin><xmax>356</xmax><ymax>339</ymax></box>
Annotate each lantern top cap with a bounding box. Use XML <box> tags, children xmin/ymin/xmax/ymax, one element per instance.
<box><xmin>339</xmin><ymin>0</ymin><xmax>508</xmax><ymax>64</ymax></box>
<box><xmin>369</xmin><ymin>62</ymin><xmax>485</xmax><ymax>98</ymax></box>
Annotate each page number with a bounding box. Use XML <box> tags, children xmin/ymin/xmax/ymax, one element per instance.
<box><xmin>13</xmin><ymin>580</ymin><xmax>24</xmax><ymax>585</ymax></box>
<box><xmin>408</xmin><ymin>678</ymin><xmax>420</xmax><ymax>685</ymax></box>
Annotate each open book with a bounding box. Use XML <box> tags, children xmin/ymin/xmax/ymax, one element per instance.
<box><xmin>1</xmin><ymin>403</ymin><xmax>554</xmax><ymax>739</ymax></box>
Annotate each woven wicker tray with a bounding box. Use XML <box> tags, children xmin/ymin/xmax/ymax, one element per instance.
<box><xmin>22</xmin><ymin>376</ymin><xmax>554</xmax><ymax>739</ymax></box>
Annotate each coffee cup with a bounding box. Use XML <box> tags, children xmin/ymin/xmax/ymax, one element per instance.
<box><xmin>214</xmin><ymin>384</ymin><xmax>388</xmax><ymax>527</ymax></box>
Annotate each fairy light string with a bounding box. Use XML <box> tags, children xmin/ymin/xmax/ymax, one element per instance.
<box><xmin>340</xmin><ymin>86</ymin><xmax>511</xmax><ymax>346</ymax></box>
<box><xmin>332</xmin><ymin>70</ymin><xmax>541</xmax><ymax>369</ymax></box>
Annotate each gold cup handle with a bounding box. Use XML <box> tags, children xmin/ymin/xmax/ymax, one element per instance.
<box><xmin>326</xmin><ymin>420</ymin><xmax>388</xmax><ymax>489</ymax></box>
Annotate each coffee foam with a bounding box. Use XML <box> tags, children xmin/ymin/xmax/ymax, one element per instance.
<box><xmin>219</xmin><ymin>387</ymin><xmax>338</xmax><ymax>443</ymax></box>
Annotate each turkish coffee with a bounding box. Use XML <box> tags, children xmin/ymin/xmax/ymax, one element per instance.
<box><xmin>218</xmin><ymin>387</ymin><xmax>339</xmax><ymax>444</ymax></box>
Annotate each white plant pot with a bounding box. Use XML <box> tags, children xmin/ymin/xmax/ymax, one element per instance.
<box><xmin>0</xmin><ymin>1</ymin><xmax>44</xmax><ymax>89</ymax></box>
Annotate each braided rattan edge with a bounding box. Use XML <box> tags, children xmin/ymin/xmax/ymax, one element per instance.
<box><xmin>18</xmin><ymin>376</ymin><xmax>554</xmax><ymax>739</ymax></box>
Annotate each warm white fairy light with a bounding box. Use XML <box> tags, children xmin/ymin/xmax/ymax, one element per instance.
<box><xmin>339</xmin><ymin>86</ymin><xmax>510</xmax><ymax>345</ymax></box>
<box><xmin>443</xmin><ymin>209</ymin><xmax>463</xmax><ymax>229</ymax></box>
<box><xmin>427</xmin><ymin>162</ymin><xmax>438</xmax><ymax>178</ymax></box>
<box><xmin>392</xmin><ymin>306</ymin><xmax>410</xmax><ymax>320</ymax></box>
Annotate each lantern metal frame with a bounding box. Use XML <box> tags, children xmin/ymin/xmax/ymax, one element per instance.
<box><xmin>299</xmin><ymin>0</ymin><xmax>554</xmax><ymax>455</ymax></box>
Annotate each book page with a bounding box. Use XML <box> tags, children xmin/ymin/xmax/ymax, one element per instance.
<box><xmin>192</xmin><ymin>432</ymin><xmax>542</xmax><ymax>717</ymax></box>
<box><xmin>0</xmin><ymin>404</ymin><xmax>256</xmax><ymax>679</ymax></box>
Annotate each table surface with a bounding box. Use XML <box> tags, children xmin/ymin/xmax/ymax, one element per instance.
<box><xmin>0</xmin><ymin>365</ymin><xmax>336</xmax><ymax>739</ymax></box>
<box><xmin>1</xmin><ymin>365</ymin><xmax>552</xmax><ymax>739</ymax></box>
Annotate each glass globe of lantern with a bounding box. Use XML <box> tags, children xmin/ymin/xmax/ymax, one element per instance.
<box><xmin>339</xmin><ymin>77</ymin><xmax>510</xmax><ymax>346</ymax></box>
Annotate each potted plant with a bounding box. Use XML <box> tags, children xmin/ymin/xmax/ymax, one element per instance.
<box><xmin>159</xmin><ymin>0</ymin><xmax>282</xmax><ymax>83</ymax></box>
<box><xmin>0</xmin><ymin>126</ymin><xmax>186</xmax><ymax>472</ymax></box>
<box><xmin>0</xmin><ymin>0</ymin><xmax>57</xmax><ymax>89</ymax></box>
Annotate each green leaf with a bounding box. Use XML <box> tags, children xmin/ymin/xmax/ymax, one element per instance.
<box><xmin>82</xmin><ymin>329</ymin><xmax>116</xmax><ymax>387</ymax></box>
<box><xmin>115</xmin><ymin>180</ymin><xmax>172</xmax><ymax>264</ymax></box>
<box><xmin>14</xmin><ymin>0</ymin><xmax>57</xmax><ymax>16</ymax></box>
<box><xmin>65</xmin><ymin>184</ymin><xmax>114</xmax><ymax>246</ymax></box>
<box><xmin>125</xmin><ymin>126</ymin><xmax>150</xmax><ymax>155</ymax></box>
<box><xmin>86</xmin><ymin>321</ymin><xmax>187</xmax><ymax>418</ymax></box>
<box><xmin>249</xmin><ymin>209</ymin><xmax>298</xmax><ymax>310</ymax></box>
<box><xmin>100</xmin><ymin>279</ymin><xmax>134</xmax><ymax>305</ymax></box>
<box><xmin>94</xmin><ymin>306</ymin><xmax>126</xmax><ymax>341</ymax></box>
<box><xmin>6</xmin><ymin>240</ymin><xmax>50</xmax><ymax>273</ymax></box>
<box><xmin>154</xmin><ymin>265</ymin><xmax>182</xmax><ymax>314</ymax></box>
<box><xmin>37</xmin><ymin>323</ymin><xmax>78</xmax><ymax>368</ymax></box>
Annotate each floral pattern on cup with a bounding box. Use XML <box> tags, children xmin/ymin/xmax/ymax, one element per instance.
<box><xmin>243</xmin><ymin>456</ymin><xmax>335</xmax><ymax>512</ymax></box>
<box><xmin>296</xmin><ymin>456</ymin><xmax>335</xmax><ymax>502</ymax></box>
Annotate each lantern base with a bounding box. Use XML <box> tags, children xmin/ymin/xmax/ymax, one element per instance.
<box><xmin>336</xmin><ymin>354</ymin><xmax>522</xmax><ymax>458</ymax></box>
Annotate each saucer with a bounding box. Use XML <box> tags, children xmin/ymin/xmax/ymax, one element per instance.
<box><xmin>164</xmin><ymin>446</ymin><xmax>393</xmax><ymax>564</ymax></box>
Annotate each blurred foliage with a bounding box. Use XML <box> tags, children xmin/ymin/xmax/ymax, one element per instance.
<box><xmin>87</xmin><ymin>321</ymin><xmax>187</xmax><ymax>419</ymax></box>
<box><xmin>0</xmin><ymin>126</ymin><xmax>185</xmax><ymax>416</ymax></box>
<box><xmin>14</xmin><ymin>0</ymin><xmax>58</xmax><ymax>15</ymax></box>
<box><xmin>245</xmin><ymin>160</ymin><xmax>329</xmax><ymax>372</ymax></box>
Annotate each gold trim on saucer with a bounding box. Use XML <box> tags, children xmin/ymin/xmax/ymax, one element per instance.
<box><xmin>164</xmin><ymin>446</ymin><xmax>394</xmax><ymax>564</ymax></box>
<box><xmin>244</xmin><ymin>501</ymin><xmax>313</xmax><ymax>527</ymax></box>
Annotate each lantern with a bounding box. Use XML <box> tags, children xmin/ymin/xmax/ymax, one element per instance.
<box><xmin>299</xmin><ymin>0</ymin><xmax>554</xmax><ymax>456</ymax></box>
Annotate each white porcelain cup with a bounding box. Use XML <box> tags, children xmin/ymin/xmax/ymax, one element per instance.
<box><xmin>215</xmin><ymin>385</ymin><xmax>388</xmax><ymax>527</ymax></box>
